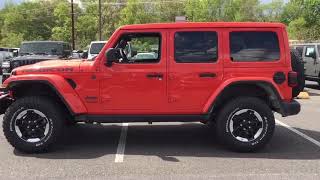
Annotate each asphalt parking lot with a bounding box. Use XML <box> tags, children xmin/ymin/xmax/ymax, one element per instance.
<box><xmin>0</xmin><ymin>79</ymin><xmax>320</xmax><ymax>179</ymax></box>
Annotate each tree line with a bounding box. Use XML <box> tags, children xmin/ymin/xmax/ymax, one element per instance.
<box><xmin>0</xmin><ymin>0</ymin><xmax>319</xmax><ymax>49</ymax></box>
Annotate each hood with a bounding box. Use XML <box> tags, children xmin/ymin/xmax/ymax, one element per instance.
<box><xmin>12</xmin><ymin>54</ymin><xmax>61</xmax><ymax>61</ymax></box>
<box><xmin>14</xmin><ymin>59</ymin><xmax>83</xmax><ymax>75</ymax></box>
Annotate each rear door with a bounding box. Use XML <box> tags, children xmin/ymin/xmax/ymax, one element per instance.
<box><xmin>167</xmin><ymin>29</ymin><xmax>223</xmax><ymax>114</ymax></box>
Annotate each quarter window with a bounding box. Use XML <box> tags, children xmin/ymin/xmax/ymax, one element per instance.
<box><xmin>230</xmin><ymin>31</ymin><xmax>280</xmax><ymax>61</ymax></box>
<box><xmin>174</xmin><ymin>31</ymin><xmax>218</xmax><ymax>63</ymax></box>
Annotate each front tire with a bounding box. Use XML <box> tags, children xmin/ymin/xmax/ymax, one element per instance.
<box><xmin>215</xmin><ymin>97</ymin><xmax>275</xmax><ymax>152</ymax></box>
<box><xmin>3</xmin><ymin>96</ymin><xmax>64</xmax><ymax>153</ymax></box>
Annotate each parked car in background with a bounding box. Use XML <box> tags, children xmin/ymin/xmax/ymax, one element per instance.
<box><xmin>0</xmin><ymin>48</ymin><xmax>19</xmax><ymax>64</ymax></box>
<box><xmin>87</xmin><ymin>41</ymin><xmax>107</xmax><ymax>59</ymax></box>
<box><xmin>72</xmin><ymin>50</ymin><xmax>84</xmax><ymax>59</ymax></box>
<box><xmin>1</xmin><ymin>41</ymin><xmax>72</xmax><ymax>83</ymax></box>
<box><xmin>0</xmin><ymin>51</ymin><xmax>13</xmax><ymax>65</ymax></box>
<box><xmin>0</xmin><ymin>48</ymin><xmax>19</xmax><ymax>75</ymax></box>
<box><xmin>291</xmin><ymin>43</ymin><xmax>320</xmax><ymax>85</ymax></box>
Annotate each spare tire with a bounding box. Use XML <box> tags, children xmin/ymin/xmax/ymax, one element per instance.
<box><xmin>290</xmin><ymin>49</ymin><xmax>305</xmax><ymax>97</ymax></box>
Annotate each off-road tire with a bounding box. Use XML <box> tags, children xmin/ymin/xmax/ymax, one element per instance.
<box><xmin>290</xmin><ymin>49</ymin><xmax>305</xmax><ymax>97</ymax></box>
<box><xmin>215</xmin><ymin>97</ymin><xmax>275</xmax><ymax>152</ymax></box>
<box><xmin>3</xmin><ymin>96</ymin><xmax>64</xmax><ymax>153</ymax></box>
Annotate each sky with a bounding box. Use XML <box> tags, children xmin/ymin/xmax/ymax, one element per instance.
<box><xmin>0</xmin><ymin>0</ymin><xmax>286</xmax><ymax>10</ymax></box>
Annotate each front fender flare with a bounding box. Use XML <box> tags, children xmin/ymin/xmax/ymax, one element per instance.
<box><xmin>4</xmin><ymin>74</ymin><xmax>87</xmax><ymax>114</ymax></box>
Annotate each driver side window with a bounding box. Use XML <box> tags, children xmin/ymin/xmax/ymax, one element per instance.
<box><xmin>115</xmin><ymin>33</ymin><xmax>161</xmax><ymax>63</ymax></box>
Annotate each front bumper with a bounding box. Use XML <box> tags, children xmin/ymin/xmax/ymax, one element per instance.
<box><xmin>0</xmin><ymin>83</ymin><xmax>13</xmax><ymax>114</ymax></box>
<box><xmin>0</xmin><ymin>92</ymin><xmax>13</xmax><ymax>115</ymax></box>
<box><xmin>280</xmin><ymin>100</ymin><xmax>300</xmax><ymax>117</ymax></box>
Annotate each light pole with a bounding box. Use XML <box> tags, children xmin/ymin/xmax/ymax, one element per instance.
<box><xmin>99</xmin><ymin>0</ymin><xmax>102</xmax><ymax>41</ymax></box>
<box><xmin>71</xmin><ymin>0</ymin><xmax>75</xmax><ymax>50</ymax></box>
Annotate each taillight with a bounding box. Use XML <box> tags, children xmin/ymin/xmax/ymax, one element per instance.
<box><xmin>288</xmin><ymin>71</ymin><xmax>298</xmax><ymax>87</ymax></box>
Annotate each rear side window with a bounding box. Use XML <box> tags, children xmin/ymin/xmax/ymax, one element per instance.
<box><xmin>230</xmin><ymin>31</ymin><xmax>280</xmax><ymax>62</ymax></box>
<box><xmin>305</xmin><ymin>46</ymin><xmax>316</xmax><ymax>58</ymax></box>
<box><xmin>174</xmin><ymin>31</ymin><xmax>218</xmax><ymax>63</ymax></box>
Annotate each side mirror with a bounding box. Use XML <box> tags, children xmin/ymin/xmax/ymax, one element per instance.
<box><xmin>82</xmin><ymin>51</ymin><xmax>88</xmax><ymax>59</ymax></box>
<box><xmin>105</xmin><ymin>48</ymin><xmax>118</xmax><ymax>67</ymax></box>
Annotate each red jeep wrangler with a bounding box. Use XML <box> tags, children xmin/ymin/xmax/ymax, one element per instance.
<box><xmin>0</xmin><ymin>22</ymin><xmax>302</xmax><ymax>153</ymax></box>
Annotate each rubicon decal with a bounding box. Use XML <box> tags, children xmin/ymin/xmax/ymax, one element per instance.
<box><xmin>22</xmin><ymin>67</ymin><xmax>74</xmax><ymax>73</ymax></box>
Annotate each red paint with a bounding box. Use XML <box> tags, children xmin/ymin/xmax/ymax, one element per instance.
<box><xmin>3</xmin><ymin>22</ymin><xmax>294</xmax><ymax>115</ymax></box>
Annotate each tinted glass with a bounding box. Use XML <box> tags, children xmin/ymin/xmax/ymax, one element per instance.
<box><xmin>318</xmin><ymin>45</ymin><xmax>320</xmax><ymax>56</ymax></box>
<box><xmin>174</xmin><ymin>32</ymin><xmax>218</xmax><ymax>63</ymax></box>
<box><xmin>230</xmin><ymin>31</ymin><xmax>280</xmax><ymax>61</ymax></box>
<box><xmin>19</xmin><ymin>42</ymin><xmax>63</xmax><ymax>55</ymax></box>
<box><xmin>90</xmin><ymin>43</ymin><xmax>105</xmax><ymax>54</ymax></box>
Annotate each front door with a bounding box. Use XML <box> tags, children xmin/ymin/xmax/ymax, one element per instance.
<box><xmin>167</xmin><ymin>29</ymin><xmax>223</xmax><ymax>114</ymax></box>
<box><xmin>100</xmin><ymin>31</ymin><xmax>167</xmax><ymax>114</ymax></box>
<box><xmin>304</xmin><ymin>45</ymin><xmax>318</xmax><ymax>77</ymax></box>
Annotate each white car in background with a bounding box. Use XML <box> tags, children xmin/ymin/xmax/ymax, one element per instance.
<box><xmin>88</xmin><ymin>41</ymin><xmax>107</xmax><ymax>59</ymax></box>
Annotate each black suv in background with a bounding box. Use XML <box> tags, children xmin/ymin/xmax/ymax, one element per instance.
<box><xmin>1</xmin><ymin>41</ymin><xmax>72</xmax><ymax>83</ymax></box>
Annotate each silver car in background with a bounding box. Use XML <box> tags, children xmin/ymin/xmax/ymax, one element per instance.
<box><xmin>292</xmin><ymin>43</ymin><xmax>320</xmax><ymax>85</ymax></box>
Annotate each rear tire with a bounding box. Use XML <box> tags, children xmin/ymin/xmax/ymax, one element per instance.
<box><xmin>3</xmin><ymin>96</ymin><xmax>64</xmax><ymax>153</ymax></box>
<box><xmin>290</xmin><ymin>49</ymin><xmax>305</xmax><ymax>97</ymax></box>
<box><xmin>215</xmin><ymin>97</ymin><xmax>275</xmax><ymax>152</ymax></box>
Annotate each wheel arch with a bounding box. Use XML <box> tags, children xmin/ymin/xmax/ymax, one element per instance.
<box><xmin>206</xmin><ymin>80</ymin><xmax>284</xmax><ymax>119</ymax></box>
<box><xmin>6</xmin><ymin>78</ymin><xmax>87</xmax><ymax>115</ymax></box>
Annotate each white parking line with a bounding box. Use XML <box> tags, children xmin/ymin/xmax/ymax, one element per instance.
<box><xmin>276</xmin><ymin>119</ymin><xmax>320</xmax><ymax>148</ymax></box>
<box><xmin>115</xmin><ymin>123</ymin><xmax>129</xmax><ymax>163</ymax></box>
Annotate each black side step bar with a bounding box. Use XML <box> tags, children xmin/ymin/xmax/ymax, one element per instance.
<box><xmin>75</xmin><ymin>114</ymin><xmax>209</xmax><ymax>123</ymax></box>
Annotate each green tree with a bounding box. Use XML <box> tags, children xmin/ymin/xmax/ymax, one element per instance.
<box><xmin>118</xmin><ymin>0</ymin><xmax>157</xmax><ymax>26</ymax></box>
<box><xmin>281</xmin><ymin>0</ymin><xmax>320</xmax><ymax>40</ymax></box>
<box><xmin>259</xmin><ymin>0</ymin><xmax>284</xmax><ymax>22</ymax></box>
<box><xmin>154</xmin><ymin>0</ymin><xmax>185</xmax><ymax>22</ymax></box>
<box><xmin>0</xmin><ymin>0</ymin><xmax>56</xmax><ymax>47</ymax></box>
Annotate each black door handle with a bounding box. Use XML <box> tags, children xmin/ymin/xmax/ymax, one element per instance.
<box><xmin>146</xmin><ymin>73</ymin><xmax>163</xmax><ymax>78</ymax></box>
<box><xmin>199</xmin><ymin>73</ymin><xmax>216</xmax><ymax>78</ymax></box>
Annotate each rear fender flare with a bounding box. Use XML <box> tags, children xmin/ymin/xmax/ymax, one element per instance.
<box><xmin>203</xmin><ymin>77</ymin><xmax>284</xmax><ymax>114</ymax></box>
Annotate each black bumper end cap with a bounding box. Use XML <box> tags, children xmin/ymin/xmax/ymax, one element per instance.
<box><xmin>280</xmin><ymin>100</ymin><xmax>300</xmax><ymax>117</ymax></box>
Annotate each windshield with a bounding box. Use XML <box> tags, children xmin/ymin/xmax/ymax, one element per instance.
<box><xmin>90</xmin><ymin>43</ymin><xmax>105</xmax><ymax>54</ymax></box>
<box><xmin>19</xmin><ymin>42</ymin><xmax>64</xmax><ymax>56</ymax></box>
